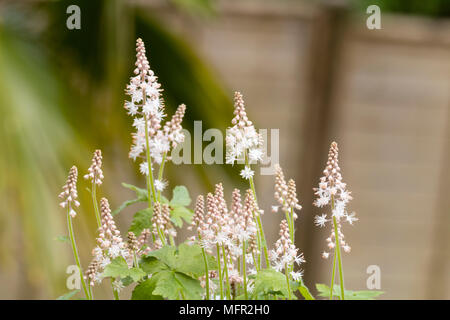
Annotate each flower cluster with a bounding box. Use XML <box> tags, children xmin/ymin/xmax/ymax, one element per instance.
<box><xmin>125</xmin><ymin>39</ymin><xmax>186</xmax><ymax>172</ymax></box>
<box><xmin>58</xmin><ymin>166</ymin><xmax>80</xmax><ymax>217</ymax></box>
<box><xmin>191</xmin><ymin>183</ymin><xmax>262</xmax><ymax>295</ymax></box>
<box><xmin>84</xmin><ymin>149</ymin><xmax>104</xmax><ymax>185</ymax></box>
<box><xmin>86</xmin><ymin>198</ymin><xmax>130</xmax><ymax>287</ymax></box>
<box><xmin>313</xmin><ymin>142</ymin><xmax>358</xmax><ymax>258</ymax></box>
<box><xmin>269</xmin><ymin>219</ymin><xmax>305</xmax><ymax>280</ymax></box>
<box><xmin>226</xmin><ymin>92</ymin><xmax>264</xmax><ymax>169</ymax></box>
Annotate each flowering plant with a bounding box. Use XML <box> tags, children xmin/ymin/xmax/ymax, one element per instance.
<box><xmin>57</xmin><ymin>39</ymin><xmax>383</xmax><ymax>300</ymax></box>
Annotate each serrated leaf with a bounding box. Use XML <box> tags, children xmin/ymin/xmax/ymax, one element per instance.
<box><xmin>56</xmin><ymin>290</ymin><xmax>79</xmax><ymax>300</ymax></box>
<box><xmin>131</xmin><ymin>278</ymin><xmax>164</xmax><ymax>300</ymax></box>
<box><xmin>252</xmin><ymin>268</ymin><xmax>289</xmax><ymax>298</ymax></box>
<box><xmin>146</xmin><ymin>243</ymin><xmax>216</xmax><ymax>278</ymax></box>
<box><xmin>151</xmin><ymin>270</ymin><xmax>183</xmax><ymax>300</ymax></box>
<box><xmin>316</xmin><ymin>283</ymin><xmax>384</xmax><ymax>300</ymax></box>
<box><xmin>175</xmin><ymin>243</ymin><xmax>216</xmax><ymax>277</ymax></box>
<box><xmin>170</xmin><ymin>186</ymin><xmax>191</xmax><ymax>206</ymax></box>
<box><xmin>174</xmin><ymin>272</ymin><xmax>203</xmax><ymax>300</ymax></box>
<box><xmin>148</xmin><ymin>269</ymin><xmax>203</xmax><ymax>300</ymax></box>
<box><xmin>55</xmin><ymin>235</ymin><xmax>69</xmax><ymax>243</ymax></box>
<box><xmin>140</xmin><ymin>256</ymin><xmax>169</xmax><ymax>274</ymax></box>
<box><xmin>129</xmin><ymin>208</ymin><xmax>153</xmax><ymax>235</ymax></box>
<box><xmin>146</xmin><ymin>246</ymin><xmax>178</xmax><ymax>269</ymax></box>
<box><xmin>170</xmin><ymin>205</ymin><xmax>193</xmax><ymax>228</ymax></box>
<box><xmin>103</xmin><ymin>257</ymin><xmax>146</xmax><ymax>282</ymax></box>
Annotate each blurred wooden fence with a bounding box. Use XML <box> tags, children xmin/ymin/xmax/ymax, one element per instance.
<box><xmin>146</xmin><ymin>0</ymin><xmax>450</xmax><ymax>299</ymax></box>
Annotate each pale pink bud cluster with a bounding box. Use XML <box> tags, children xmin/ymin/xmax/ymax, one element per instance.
<box><xmin>152</xmin><ymin>202</ymin><xmax>175</xmax><ymax>239</ymax></box>
<box><xmin>84</xmin><ymin>149</ymin><xmax>104</xmax><ymax>185</ymax></box>
<box><xmin>163</xmin><ymin>104</ymin><xmax>186</xmax><ymax>148</ymax></box>
<box><xmin>58</xmin><ymin>166</ymin><xmax>80</xmax><ymax>217</ymax></box>
<box><xmin>86</xmin><ymin>260</ymin><xmax>99</xmax><ymax>287</ymax></box>
<box><xmin>226</xmin><ymin>92</ymin><xmax>264</xmax><ymax>165</ymax></box>
<box><xmin>128</xmin><ymin>230</ymin><xmax>151</xmax><ymax>258</ymax></box>
<box><xmin>313</xmin><ymin>142</ymin><xmax>358</xmax><ymax>259</ymax></box>
<box><xmin>273</xmin><ymin>164</ymin><xmax>302</xmax><ymax>218</ymax></box>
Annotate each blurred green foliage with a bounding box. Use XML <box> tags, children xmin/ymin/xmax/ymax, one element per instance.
<box><xmin>0</xmin><ymin>0</ymin><xmax>236</xmax><ymax>298</ymax></box>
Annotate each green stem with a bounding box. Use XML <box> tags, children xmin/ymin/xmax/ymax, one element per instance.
<box><xmin>330</xmin><ymin>248</ymin><xmax>337</xmax><ymax>300</ymax></box>
<box><xmin>333</xmin><ymin>215</ymin><xmax>345</xmax><ymax>300</ymax></box>
<box><xmin>331</xmin><ymin>193</ymin><xmax>345</xmax><ymax>300</ymax></box>
<box><xmin>156</xmin><ymin>225</ymin><xmax>166</xmax><ymax>246</ymax></box>
<box><xmin>66</xmin><ymin>209</ymin><xmax>89</xmax><ymax>300</ymax></box>
<box><xmin>242</xmin><ymin>241</ymin><xmax>248</xmax><ymax>300</ymax></box>
<box><xmin>222</xmin><ymin>245</ymin><xmax>232</xmax><ymax>300</ymax></box>
<box><xmin>169</xmin><ymin>234</ymin><xmax>175</xmax><ymax>246</ymax></box>
<box><xmin>216</xmin><ymin>243</ymin><xmax>223</xmax><ymax>300</ymax></box>
<box><xmin>200</xmin><ymin>246</ymin><xmax>210</xmax><ymax>300</ymax></box>
<box><xmin>144</xmin><ymin>115</ymin><xmax>157</xmax><ymax>205</ymax></box>
<box><xmin>91</xmin><ymin>182</ymin><xmax>101</xmax><ymax>229</ymax></box>
<box><xmin>245</xmin><ymin>155</ymin><xmax>269</xmax><ymax>268</ymax></box>
<box><xmin>133</xmin><ymin>251</ymin><xmax>139</xmax><ymax>268</ymax></box>
<box><xmin>157</xmin><ymin>152</ymin><xmax>167</xmax><ymax>202</ymax></box>
<box><xmin>111</xmin><ymin>278</ymin><xmax>120</xmax><ymax>300</ymax></box>
<box><xmin>285</xmin><ymin>264</ymin><xmax>292</xmax><ymax>300</ymax></box>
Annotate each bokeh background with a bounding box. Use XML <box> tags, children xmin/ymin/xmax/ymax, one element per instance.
<box><xmin>0</xmin><ymin>0</ymin><xmax>449</xmax><ymax>299</ymax></box>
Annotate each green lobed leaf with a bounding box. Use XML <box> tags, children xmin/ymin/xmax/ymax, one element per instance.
<box><xmin>170</xmin><ymin>205</ymin><xmax>193</xmax><ymax>228</ymax></box>
<box><xmin>145</xmin><ymin>243</ymin><xmax>216</xmax><ymax>277</ymax></box>
<box><xmin>140</xmin><ymin>256</ymin><xmax>169</xmax><ymax>274</ymax></box>
<box><xmin>131</xmin><ymin>278</ymin><xmax>164</xmax><ymax>300</ymax></box>
<box><xmin>252</xmin><ymin>268</ymin><xmax>290</xmax><ymax>299</ymax></box>
<box><xmin>151</xmin><ymin>270</ymin><xmax>183</xmax><ymax>300</ymax></box>
<box><xmin>146</xmin><ymin>246</ymin><xmax>178</xmax><ymax>269</ymax></box>
<box><xmin>148</xmin><ymin>269</ymin><xmax>203</xmax><ymax>300</ymax></box>
<box><xmin>128</xmin><ymin>208</ymin><xmax>153</xmax><ymax>236</ymax></box>
<box><xmin>174</xmin><ymin>271</ymin><xmax>203</xmax><ymax>300</ymax></box>
<box><xmin>103</xmin><ymin>257</ymin><xmax>146</xmax><ymax>282</ymax></box>
<box><xmin>170</xmin><ymin>186</ymin><xmax>191</xmax><ymax>206</ymax></box>
<box><xmin>316</xmin><ymin>283</ymin><xmax>384</xmax><ymax>300</ymax></box>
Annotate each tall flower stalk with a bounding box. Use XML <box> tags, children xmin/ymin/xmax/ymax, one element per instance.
<box><xmin>226</xmin><ymin>91</ymin><xmax>268</xmax><ymax>268</ymax></box>
<box><xmin>58</xmin><ymin>166</ymin><xmax>90</xmax><ymax>299</ymax></box>
<box><xmin>314</xmin><ymin>142</ymin><xmax>358</xmax><ymax>300</ymax></box>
